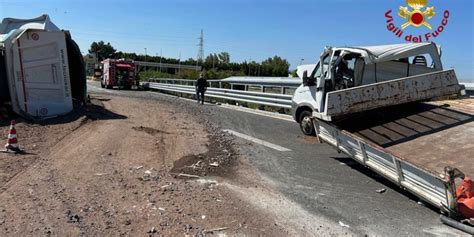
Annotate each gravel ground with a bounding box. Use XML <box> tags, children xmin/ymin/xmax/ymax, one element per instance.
<box><xmin>0</xmin><ymin>94</ymin><xmax>297</xmax><ymax>236</ymax></box>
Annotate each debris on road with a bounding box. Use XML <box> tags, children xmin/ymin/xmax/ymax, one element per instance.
<box><xmin>189</xmin><ymin>160</ymin><xmax>202</xmax><ymax>169</ymax></box>
<box><xmin>417</xmin><ymin>200</ymin><xmax>426</xmax><ymax>206</ymax></box>
<box><xmin>66</xmin><ymin>210</ymin><xmax>80</xmax><ymax>223</ymax></box>
<box><xmin>94</xmin><ymin>173</ymin><xmax>108</xmax><ymax>176</ymax></box>
<box><xmin>202</xmin><ymin>227</ymin><xmax>228</xmax><ymax>234</ymax></box>
<box><xmin>172</xmin><ymin>173</ymin><xmax>201</xmax><ymax>179</ymax></box>
<box><xmin>147</xmin><ymin>227</ymin><xmax>157</xmax><ymax>233</ymax></box>
<box><xmin>338</xmin><ymin>221</ymin><xmax>350</xmax><ymax>228</ymax></box>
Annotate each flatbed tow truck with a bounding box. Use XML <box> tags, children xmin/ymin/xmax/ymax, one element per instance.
<box><xmin>292</xmin><ymin>43</ymin><xmax>473</xmax><ymax>233</ymax></box>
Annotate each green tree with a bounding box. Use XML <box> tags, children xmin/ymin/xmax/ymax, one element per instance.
<box><xmin>261</xmin><ymin>56</ymin><xmax>290</xmax><ymax>76</ymax></box>
<box><xmin>89</xmin><ymin>41</ymin><xmax>117</xmax><ymax>61</ymax></box>
<box><xmin>218</xmin><ymin>52</ymin><xmax>230</xmax><ymax>64</ymax></box>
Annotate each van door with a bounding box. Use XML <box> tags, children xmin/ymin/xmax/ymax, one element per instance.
<box><xmin>314</xmin><ymin>53</ymin><xmax>330</xmax><ymax>112</ymax></box>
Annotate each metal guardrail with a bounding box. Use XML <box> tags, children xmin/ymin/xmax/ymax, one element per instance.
<box><xmin>221</xmin><ymin>76</ymin><xmax>302</xmax><ymax>87</ymax></box>
<box><xmin>144</xmin><ymin>77</ymin><xmax>300</xmax><ymax>109</ymax></box>
<box><xmin>146</xmin><ymin>82</ymin><xmax>293</xmax><ymax>108</ymax></box>
<box><xmin>143</xmin><ymin>79</ymin><xmax>474</xmax><ymax>109</ymax></box>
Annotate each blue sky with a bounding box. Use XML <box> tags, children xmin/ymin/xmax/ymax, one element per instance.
<box><xmin>1</xmin><ymin>0</ymin><xmax>473</xmax><ymax>81</ymax></box>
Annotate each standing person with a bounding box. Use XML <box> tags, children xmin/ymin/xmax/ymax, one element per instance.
<box><xmin>195</xmin><ymin>73</ymin><xmax>208</xmax><ymax>104</ymax></box>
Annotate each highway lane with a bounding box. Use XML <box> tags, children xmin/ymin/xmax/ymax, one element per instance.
<box><xmin>87</xmin><ymin>81</ymin><xmax>465</xmax><ymax>236</ymax></box>
<box><xmin>206</xmin><ymin>103</ymin><xmax>459</xmax><ymax>236</ymax></box>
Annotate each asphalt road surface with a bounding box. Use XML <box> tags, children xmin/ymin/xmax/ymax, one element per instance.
<box><xmin>88</xmin><ymin>81</ymin><xmax>466</xmax><ymax>236</ymax></box>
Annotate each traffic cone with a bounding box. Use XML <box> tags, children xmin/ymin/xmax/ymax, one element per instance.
<box><xmin>5</xmin><ymin>120</ymin><xmax>20</xmax><ymax>153</ymax></box>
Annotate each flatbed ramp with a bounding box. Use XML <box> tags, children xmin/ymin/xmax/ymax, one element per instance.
<box><xmin>312</xmin><ymin>98</ymin><xmax>473</xmax><ymax>211</ymax></box>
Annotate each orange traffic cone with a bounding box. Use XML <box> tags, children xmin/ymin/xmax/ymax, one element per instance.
<box><xmin>5</xmin><ymin>120</ymin><xmax>20</xmax><ymax>153</ymax></box>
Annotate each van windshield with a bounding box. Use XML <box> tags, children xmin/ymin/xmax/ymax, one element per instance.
<box><xmin>311</xmin><ymin>54</ymin><xmax>330</xmax><ymax>79</ymax></box>
<box><xmin>311</xmin><ymin>63</ymin><xmax>321</xmax><ymax>78</ymax></box>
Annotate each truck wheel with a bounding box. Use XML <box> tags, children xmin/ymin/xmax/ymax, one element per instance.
<box><xmin>299</xmin><ymin>110</ymin><xmax>315</xmax><ymax>136</ymax></box>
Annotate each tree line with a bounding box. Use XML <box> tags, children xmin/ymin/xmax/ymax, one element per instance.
<box><xmin>88</xmin><ymin>41</ymin><xmax>291</xmax><ymax>79</ymax></box>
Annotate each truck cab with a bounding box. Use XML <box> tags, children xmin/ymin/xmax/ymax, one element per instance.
<box><xmin>291</xmin><ymin>43</ymin><xmax>464</xmax><ymax>135</ymax></box>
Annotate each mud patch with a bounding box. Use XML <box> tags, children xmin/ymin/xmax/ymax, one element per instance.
<box><xmin>297</xmin><ymin>135</ymin><xmax>321</xmax><ymax>144</ymax></box>
<box><xmin>132</xmin><ymin>126</ymin><xmax>171</xmax><ymax>135</ymax></box>
<box><xmin>170</xmin><ymin>129</ymin><xmax>237</xmax><ymax>178</ymax></box>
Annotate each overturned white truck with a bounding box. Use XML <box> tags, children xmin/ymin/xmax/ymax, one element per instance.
<box><xmin>292</xmin><ymin>43</ymin><xmax>473</xmax><ymax>232</ymax></box>
<box><xmin>0</xmin><ymin>15</ymin><xmax>86</xmax><ymax>118</ymax></box>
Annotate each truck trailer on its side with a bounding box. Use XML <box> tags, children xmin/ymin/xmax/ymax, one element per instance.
<box><xmin>0</xmin><ymin>15</ymin><xmax>87</xmax><ymax>118</ymax></box>
<box><xmin>291</xmin><ymin>43</ymin><xmax>473</xmax><ymax>232</ymax></box>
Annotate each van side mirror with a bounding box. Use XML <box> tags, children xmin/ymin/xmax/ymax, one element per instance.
<box><xmin>302</xmin><ymin>71</ymin><xmax>316</xmax><ymax>87</ymax></box>
<box><xmin>302</xmin><ymin>71</ymin><xmax>309</xmax><ymax>86</ymax></box>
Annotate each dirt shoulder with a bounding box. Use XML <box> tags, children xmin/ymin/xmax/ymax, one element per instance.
<box><xmin>0</xmin><ymin>95</ymin><xmax>292</xmax><ymax>236</ymax></box>
<box><xmin>0</xmin><ymin>92</ymin><xmax>353</xmax><ymax>236</ymax></box>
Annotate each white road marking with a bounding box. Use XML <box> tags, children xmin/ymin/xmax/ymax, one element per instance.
<box><xmin>223</xmin><ymin>129</ymin><xmax>291</xmax><ymax>152</ymax></box>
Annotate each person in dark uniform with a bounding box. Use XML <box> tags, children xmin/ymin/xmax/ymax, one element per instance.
<box><xmin>195</xmin><ymin>73</ymin><xmax>208</xmax><ymax>104</ymax></box>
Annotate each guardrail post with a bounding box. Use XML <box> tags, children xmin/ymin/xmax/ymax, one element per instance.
<box><xmin>281</xmin><ymin>87</ymin><xmax>285</xmax><ymax>94</ymax></box>
<box><xmin>219</xmin><ymin>82</ymin><xmax>222</xmax><ymax>88</ymax></box>
<box><xmin>261</xmin><ymin>86</ymin><xmax>265</xmax><ymax>93</ymax></box>
<box><xmin>245</xmin><ymin>85</ymin><xmax>249</xmax><ymax>91</ymax></box>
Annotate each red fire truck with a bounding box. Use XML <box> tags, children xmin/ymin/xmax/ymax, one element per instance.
<box><xmin>101</xmin><ymin>59</ymin><xmax>136</xmax><ymax>90</ymax></box>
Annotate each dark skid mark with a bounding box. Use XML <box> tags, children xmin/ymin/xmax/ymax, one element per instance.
<box><xmin>132</xmin><ymin>126</ymin><xmax>171</xmax><ymax>135</ymax></box>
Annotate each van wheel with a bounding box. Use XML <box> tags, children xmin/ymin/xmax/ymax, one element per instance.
<box><xmin>299</xmin><ymin>110</ymin><xmax>315</xmax><ymax>136</ymax></box>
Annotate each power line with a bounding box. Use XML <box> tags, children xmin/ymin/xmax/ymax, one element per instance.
<box><xmin>197</xmin><ymin>29</ymin><xmax>204</xmax><ymax>68</ymax></box>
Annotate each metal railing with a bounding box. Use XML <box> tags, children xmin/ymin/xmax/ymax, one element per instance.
<box><xmin>142</xmin><ymin>78</ymin><xmax>474</xmax><ymax>109</ymax></box>
<box><xmin>145</xmin><ymin>82</ymin><xmax>293</xmax><ymax>108</ymax></box>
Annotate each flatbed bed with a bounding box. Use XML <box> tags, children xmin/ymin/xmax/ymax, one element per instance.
<box><xmin>334</xmin><ymin>98</ymin><xmax>474</xmax><ymax>177</ymax></box>
<box><xmin>312</xmin><ymin>98</ymin><xmax>473</xmax><ymax>212</ymax></box>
